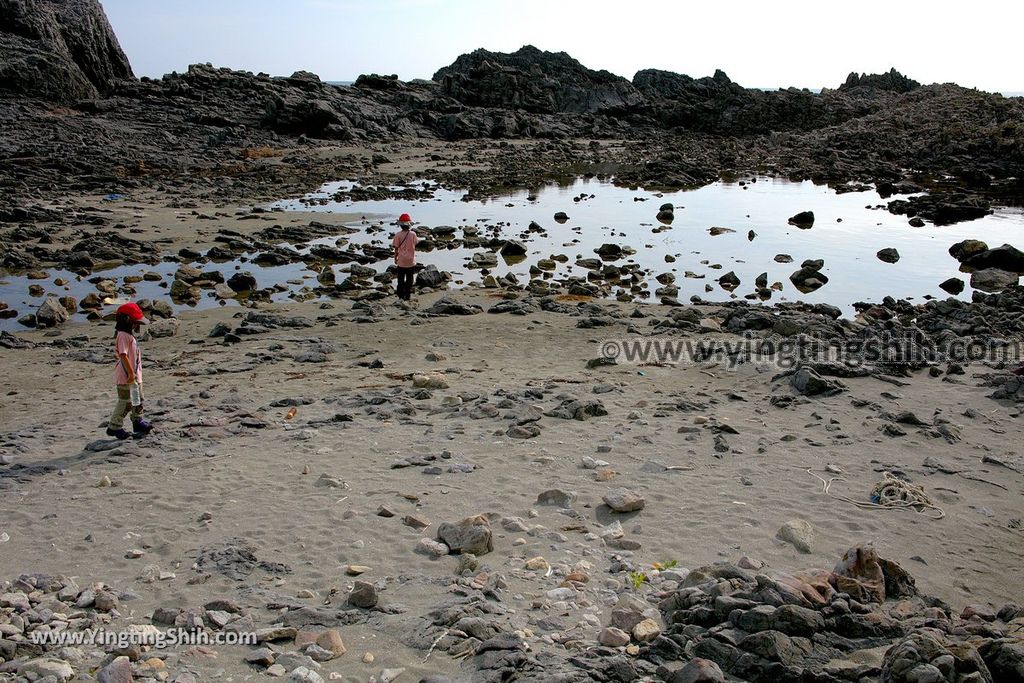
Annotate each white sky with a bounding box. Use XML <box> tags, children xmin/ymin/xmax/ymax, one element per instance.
<box><xmin>101</xmin><ymin>0</ymin><xmax>1023</xmax><ymax>92</ymax></box>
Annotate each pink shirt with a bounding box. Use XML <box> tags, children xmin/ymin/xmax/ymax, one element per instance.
<box><xmin>114</xmin><ymin>331</ymin><xmax>141</xmax><ymax>385</ymax></box>
<box><xmin>392</xmin><ymin>229</ymin><xmax>417</xmax><ymax>268</ymax></box>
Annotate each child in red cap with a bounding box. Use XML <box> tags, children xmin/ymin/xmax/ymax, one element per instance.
<box><xmin>106</xmin><ymin>302</ymin><xmax>153</xmax><ymax>439</ymax></box>
<box><xmin>392</xmin><ymin>213</ymin><xmax>418</xmax><ymax>302</ymax></box>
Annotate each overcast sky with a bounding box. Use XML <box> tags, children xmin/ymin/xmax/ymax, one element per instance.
<box><xmin>101</xmin><ymin>0</ymin><xmax>1023</xmax><ymax>93</ymax></box>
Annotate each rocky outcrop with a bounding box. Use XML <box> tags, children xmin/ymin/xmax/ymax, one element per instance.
<box><xmin>432</xmin><ymin>45</ymin><xmax>644</xmax><ymax>114</ymax></box>
<box><xmin>0</xmin><ymin>0</ymin><xmax>134</xmax><ymax>102</ymax></box>
<box><xmin>840</xmin><ymin>68</ymin><xmax>921</xmax><ymax>93</ymax></box>
<box><xmin>631</xmin><ymin>68</ymin><xmax>884</xmax><ymax>135</ymax></box>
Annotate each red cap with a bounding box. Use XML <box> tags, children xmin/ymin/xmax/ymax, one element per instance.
<box><xmin>117</xmin><ymin>302</ymin><xmax>147</xmax><ymax>323</ymax></box>
<box><xmin>398</xmin><ymin>213</ymin><xmax>412</xmax><ymax>224</ymax></box>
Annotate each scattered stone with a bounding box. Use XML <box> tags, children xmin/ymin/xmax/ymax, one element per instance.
<box><xmin>777</xmin><ymin>519</ymin><xmax>814</xmax><ymax>553</ymax></box>
<box><xmin>602</xmin><ymin>488</ymin><xmax>645</xmax><ymax>512</ymax></box>
<box><xmin>437</xmin><ymin>515</ymin><xmax>493</xmax><ymax>555</ymax></box>
<box><xmin>598</xmin><ymin>626</ymin><xmax>631</xmax><ymax>647</ymax></box>
<box><xmin>537</xmin><ymin>489</ymin><xmax>576</xmax><ymax>507</ymax></box>
<box><xmin>877</xmin><ymin>247</ymin><xmax>900</xmax><ymax>263</ymax></box>
<box><xmin>348</xmin><ymin>581</ymin><xmax>378</xmax><ymax>609</ymax></box>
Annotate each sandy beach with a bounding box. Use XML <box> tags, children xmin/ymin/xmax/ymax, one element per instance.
<box><xmin>3</xmin><ymin>274</ymin><xmax>1023</xmax><ymax>681</ymax></box>
<box><xmin>3</xmin><ymin>1</ymin><xmax>1024</xmax><ymax>680</ymax></box>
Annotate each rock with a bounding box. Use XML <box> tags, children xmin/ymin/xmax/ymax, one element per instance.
<box><xmin>314</xmin><ymin>474</ymin><xmax>346</xmax><ymax>488</ymax></box>
<box><xmin>790</xmin><ymin>366</ymin><xmax>845</xmax><ymax>396</ymax></box>
<box><xmin>227</xmin><ymin>272</ymin><xmax>258</xmax><ymax>292</ymax></box>
<box><xmin>214</xmin><ymin>283</ymin><xmax>237</xmax><ymax>299</ymax></box>
<box><xmin>632</xmin><ymin>618</ymin><xmax>661</xmax><ymax>642</ymax></box>
<box><xmin>777</xmin><ymin>519</ymin><xmax>813</xmax><ymax>553</ymax></box>
<box><xmin>402</xmin><ymin>514</ymin><xmax>429</xmax><ymax>529</ymax></box>
<box><xmin>147</xmin><ymin>317</ymin><xmax>180</xmax><ymax>338</ymax></box>
<box><xmin>424</xmin><ymin>297</ymin><xmax>482</xmax><ymax>315</ymax></box>
<box><xmin>962</xmin><ymin>244</ymin><xmax>1024</xmax><ymax>273</ymax></box>
<box><xmin>415</xmin><ymin>264</ymin><xmax>446</xmax><ymax>288</ymax></box>
<box><xmin>971</xmin><ymin>268</ymin><xmax>1019</xmax><ymax>292</ymax></box>
<box><xmin>415</xmin><ymin>538</ymin><xmax>449</xmax><ymax>558</ymax></box>
<box><xmin>790</xmin><ymin>265</ymin><xmax>829</xmax><ymax>293</ymax></box>
<box><xmin>949</xmin><ymin>239</ymin><xmax>989</xmax><ymax>262</ymax></box>
<box><xmin>788</xmin><ymin>211</ymin><xmax>815</xmax><ymax>228</ymax></box>
<box><xmin>507</xmin><ymin>424</ymin><xmax>540</xmax><ymax>439</ymax></box>
<box><xmin>833</xmin><ymin>545</ymin><xmax>886</xmax><ymax>603</ymax></box>
<box><xmin>980</xmin><ymin>640</ymin><xmax>1024</xmax><ymax>681</ymax></box>
<box><xmin>17</xmin><ymin>659</ymin><xmax>75</xmax><ymax>682</ymax></box>
<box><xmin>881</xmin><ymin>631</ymin><xmax>992</xmax><ymax>683</ymax></box>
<box><xmin>94</xmin><ymin>590</ymin><xmax>119</xmax><ymax>611</ymax></box>
<box><xmin>96</xmin><ymin>655</ymin><xmax>133</xmax><ymax>683</ymax></box>
<box><xmin>35</xmin><ymin>297</ymin><xmax>69</xmax><ymax>327</ymax></box>
<box><xmin>877</xmin><ymin>247</ymin><xmax>900</xmax><ymax>263</ymax></box>
<box><xmin>500</xmin><ymin>240</ymin><xmax>527</xmax><ymax>257</ymax></box>
<box><xmin>597</xmin><ymin>243</ymin><xmax>624</xmax><ymax>260</ymax></box>
<box><xmin>889</xmin><ymin>193</ymin><xmax>991</xmax><ymax>225</ymax></box>
<box><xmin>170</xmin><ymin>279</ymin><xmax>201</xmax><ymax>302</ymax></box>
<box><xmin>348</xmin><ymin>580</ymin><xmax>378</xmax><ymax>609</ymax></box>
<box><xmin>598</xmin><ymin>626</ymin><xmax>631</xmax><ymax>647</ymax></box>
<box><xmin>670</xmin><ymin>658</ymin><xmax>726</xmax><ymax>683</ymax></box>
<box><xmin>939</xmin><ymin>277</ymin><xmax>965</xmax><ymax>295</ymax></box>
<box><xmin>536</xmin><ymin>489</ymin><xmax>576</xmax><ymax>507</ymax></box>
<box><xmin>602</xmin><ymin>487</ymin><xmax>645</xmax><ymax>512</ymax></box>
<box><xmin>544</xmin><ymin>398</ymin><xmax>608</xmax><ymax>420</ymax></box>
<box><xmin>412</xmin><ymin>372</ymin><xmax>449</xmax><ymax>389</ymax></box>
<box><xmin>284</xmin><ymin>667</ymin><xmax>324</xmax><ymax>683</ymax></box>
<box><xmin>317</xmin><ymin>629</ymin><xmax>346</xmax><ymax>657</ymax></box>
<box><xmin>0</xmin><ymin>0</ymin><xmax>134</xmax><ymax>103</ymax></box>
<box><xmin>437</xmin><ymin>515</ymin><xmax>493</xmax><ymax>555</ymax></box>
<box><xmin>717</xmin><ymin>271</ymin><xmax>740</xmax><ymax>291</ymax></box>
<box><xmin>246</xmin><ymin>647</ymin><xmax>277</xmax><ymax>666</ymax></box>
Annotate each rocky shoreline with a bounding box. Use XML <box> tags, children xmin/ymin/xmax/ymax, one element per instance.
<box><xmin>2</xmin><ymin>2</ymin><xmax>1024</xmax><ymax>682</ymax></box>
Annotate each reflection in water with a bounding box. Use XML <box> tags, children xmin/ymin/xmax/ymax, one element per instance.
<box><xmin>1</xmin><ymin>177</ymin><xmax>1022</xmax><ymax>331</ymax></box>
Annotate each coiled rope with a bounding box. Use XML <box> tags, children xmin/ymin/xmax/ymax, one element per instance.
<box><xmin>804</xmin><ymin>468</ymin><xmax>946</xmax><ymax>520</ymax></box>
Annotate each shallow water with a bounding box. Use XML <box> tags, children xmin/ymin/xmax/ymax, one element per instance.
<box><xmin>277</xmin><ymin>176</ymin><xmax>1024</xmax><ymax>308</ymax></box>
<box><xmin>2</xmin><ymin>177</ymin><xmax>1022</xmax><ymax>332</ymax></box>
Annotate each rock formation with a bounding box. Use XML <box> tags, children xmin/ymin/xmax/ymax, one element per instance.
<box><xmin>0</xmin><ymin>0</ymin><xmax>134</xmax><ymax>102</ymax></box>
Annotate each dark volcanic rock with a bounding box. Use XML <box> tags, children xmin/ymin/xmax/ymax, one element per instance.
<box><xmin>840</xmin><ymin>68</ymin><xmax>921</xmax><ymax>93</ymax></box>
<box><xmin>888</xmin><ymin>193</ymin><xmax>992</xmax><ymax>225</ymax></box>
<box><xmin>877</xmin><ymin>247</ymin><xmax>900</xmax><ymax>263</ymax></box>
<box><xmin>788</xmin><ymin>211</ymin><xmax>815</xmax><ymax>228</ymax></box>
<box><xmin>939</xmin><ymin>277</ymin><xmax>965</xmax><ymax>295</ymax></box>
<box><xmin>790</xmin><ymin>265</ymin><xmax>829</xmax><ymax>293</ymax></box>
<box><xmin>961</xmin><ymin>244</ymin><xmax>1024</xmax><ymax>274</ymax></box>
<box><xmin>0</xmin><ymin>0</ymin><xmax>134</xmax><ymax>102</ymax></box>
<box><xmin>432</xmin><ymin>45</ymin><xmax>644</xmax><ymax>114</ymax></box>
<box><xmin>949</xmin><ymin>239</ymin><xmax>989</xmax><ymax>262</ymax></box>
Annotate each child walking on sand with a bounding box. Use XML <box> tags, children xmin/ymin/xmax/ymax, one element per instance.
<box><xmin>106</xmin><ymin>302</ymin><xmax>153</xmax><ymax>440</ymax></box>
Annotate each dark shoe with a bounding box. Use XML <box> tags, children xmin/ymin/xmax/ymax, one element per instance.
<box><xmin>106</xmin><ymin>427</ymin><xmax>131</xmax><ymax>440</ymax></box>
<box><xmin>133</xmin><ymin>419</ymin><xmax>153</xmax><ymax>435</ymax></box>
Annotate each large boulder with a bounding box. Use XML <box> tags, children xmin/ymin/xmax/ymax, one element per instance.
<box><xmin>961</xmin><ymin>244</ymin><xmax>1024</xmax><ymax>274</ymax></box>
<box><xmin>971</xmin><ymin>268</ymin><xmax>1019</xmax><ymax>292</ymax></box>
<box><xmin>414</xmin><ymin>264</ymin><xmax>446</xmax><ymax>288</ymax></box>
<box><xmin>35</xmin><ymin>296</ymin><xmax>69</xmax><ymax>327</ymax></box>
<box><xmin>0</xmin><ymin>0</ymin><xmax>134</xmax><ymax>102</ymax></box>
<box><xmin>948</xmin><ymin>239</ymin><xmax>989</xmax><ymax>262</ymax></box>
